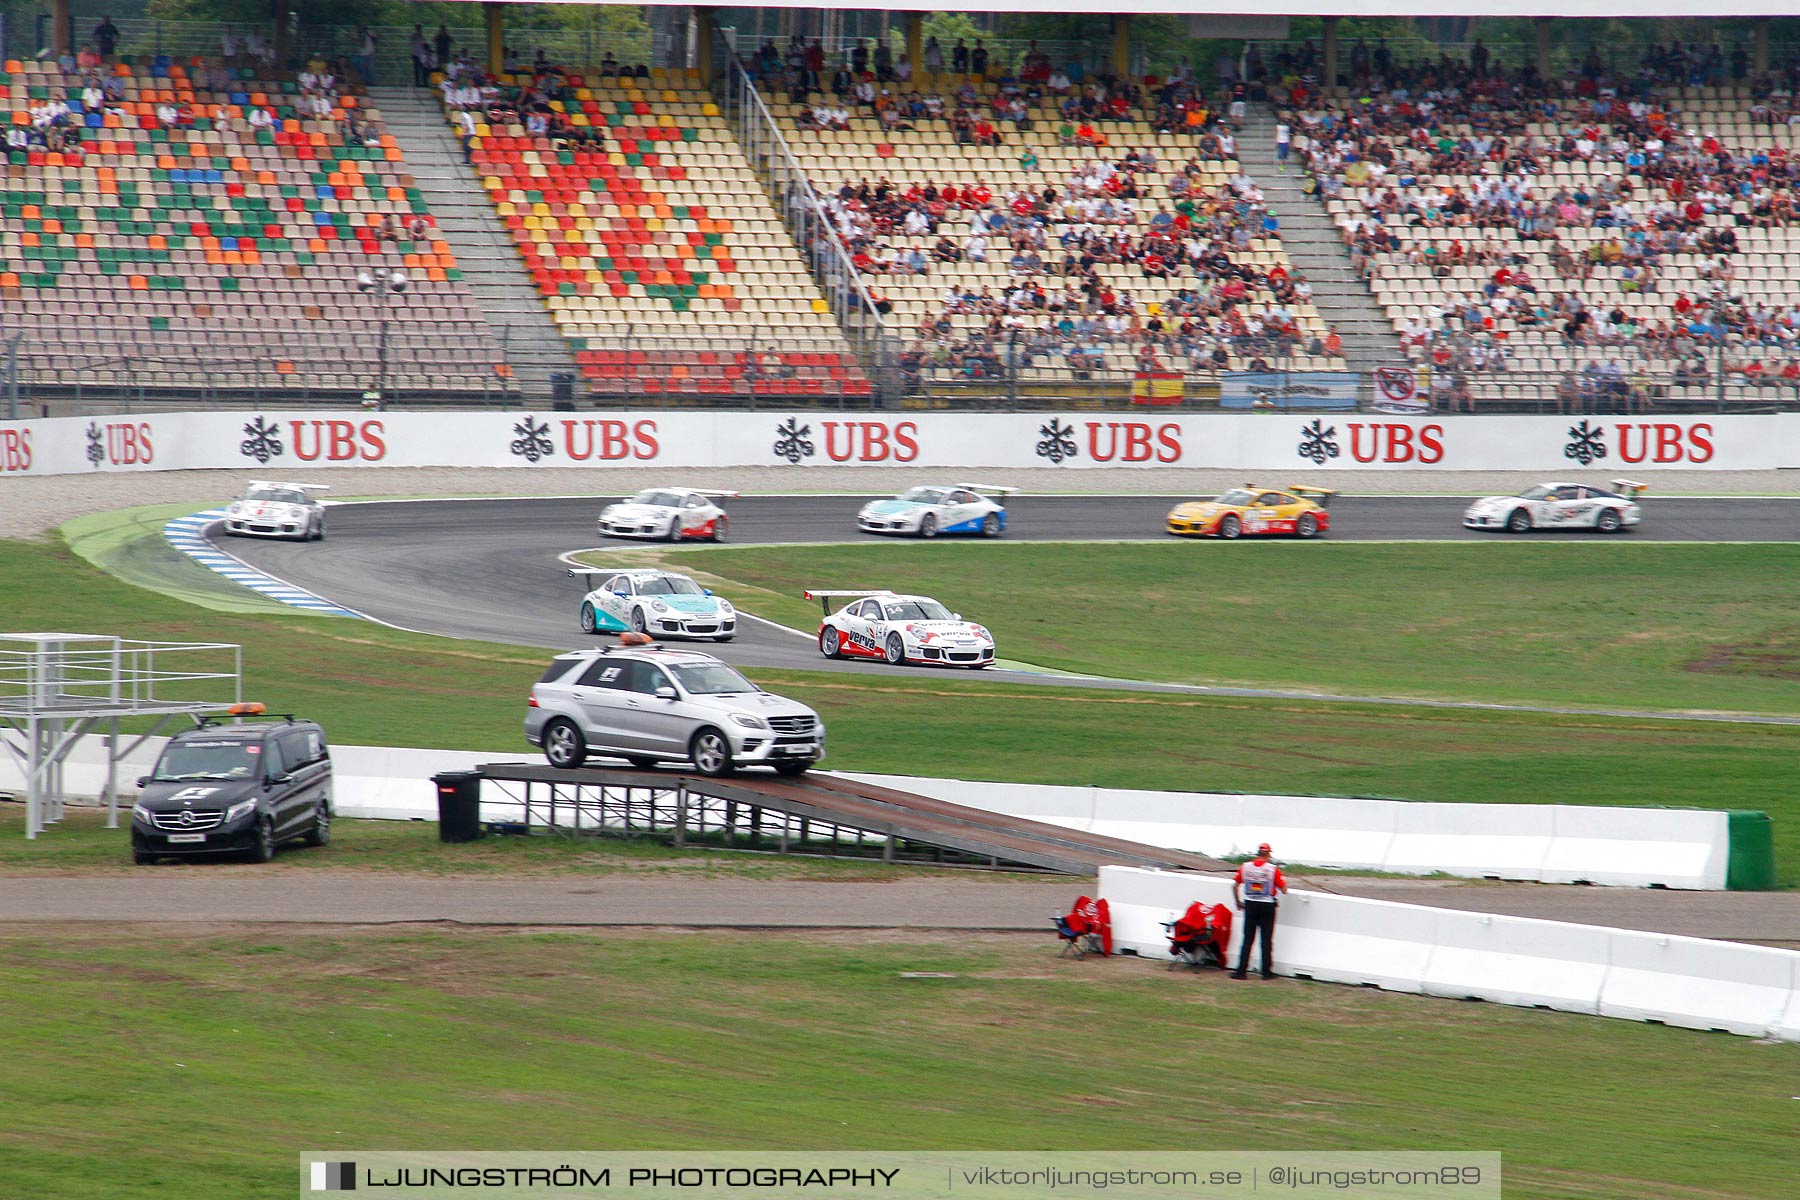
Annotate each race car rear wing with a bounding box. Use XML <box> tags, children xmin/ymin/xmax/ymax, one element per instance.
<box><xmin>956</xmin><ymin>482</ymin><xmax>1020</xmax><ymax>496</ymax></box>
<box><xmin>803</xmin><ymin>588</ymin><xmax>897</xmax><ymax>614</ymax></box>
<box><xmin>1610</xmin><ymin>479</ymin><xmax>1648</xmax><ymax>499</ymax></box>
<box><xmin>1288</xmin><ymin>485</ymin><xmax>1338</xmax><ymax>508</ymax></box>
<box><xmin>249</xmin><ymin>480</ymin><xmax>330</xmax><ymax>492</ymax></box>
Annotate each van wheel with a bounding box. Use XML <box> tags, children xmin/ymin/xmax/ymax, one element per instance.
<box><xmin>304</xmin><ymin>802</ymin><xmax>331</xmax><ymax>847</ymax></box>
<box><xmin>133</xmin><ymin>849</ymin><xmax>157</xmax><ymax>865</ymax></box>
<box><xmin>543</xmin><ymin>719</ymin><xmax>587</xmax><ymax>769</ymax></box>
<box><xmin>248</xmin><ymin>816</ymin><xmax>276</xmax><ymax>863</ymax></box>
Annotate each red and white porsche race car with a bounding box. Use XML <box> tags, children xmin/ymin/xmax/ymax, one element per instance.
<box><xmin>806</xmin><ymin>588</ymin><xmax>997</xmax><ymax>669</ymax></box>
<box><xmin>597</xmin><ymin>487</ymin><xmax>738</xmax><ymax>541</ymax></box>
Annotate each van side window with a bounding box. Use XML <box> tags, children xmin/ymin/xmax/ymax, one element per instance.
<box><xmin>260</xmin><ymin>739</ymin><xmax>286</xmax><ymax>778</ymax></box>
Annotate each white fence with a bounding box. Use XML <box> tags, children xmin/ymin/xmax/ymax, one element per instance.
<box><xmin>837</xmin><ymin>773</ymin><xmax>1740</xmax><ymax>890</ymax></box>
<box><xmin>1099</xmin><ymin>866</ymin><xmax>1800</xmax><ymax>1042</ymax></box>
<box><xmin>2</xmin><ymin>410</ymin><xmax>1797</xmax><ymax>476</ymax></box>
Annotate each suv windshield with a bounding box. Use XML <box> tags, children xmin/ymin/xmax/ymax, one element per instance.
<box><xmin>898</xmin><ymin>487</ymin><xmax>949</xmax><ymax>504</ymax></box>
<box><xmin>153</xmin><ymin>739</ymin><xmax>261</xmax><ymax>780</ymax></box>
<box><xmin>628</xmin><ymin>490</ymin><xmax>681</xmax><ymax>508</ymax></box>
<box><xmin>246</xmin><ymin>486</ymin><xmax>305</xmax><ymax>504</ymax></box>
<box><xmin>668</xmin><ymin>663</ymin><xmax>756</xmax><ymax>694</ymax></box>
<box><xmin>636</xmin><ymin>575</ymin><xmax>704</xmax><ymax>596</ymax></box>
<box><xmin>882</xmin><ymin>599</ymin><xmax>953</xmax><ymax>621</ymax></box>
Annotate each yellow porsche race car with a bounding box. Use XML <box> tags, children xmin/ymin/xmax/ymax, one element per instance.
<box><xmin>1165</xmin><ymin>485</ymin><xmax>1336</xmax><ymax>539</ymax></box>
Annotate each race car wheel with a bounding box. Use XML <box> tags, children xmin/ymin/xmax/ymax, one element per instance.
<box><xmin>1505</xmin><ymin>509</ymin><xmax>1532</xmax><ymax>534</ymax></box>
<box><xmin>884</xmin><ymin>633</ymin><xmax>906</xmax><ymax>665</ymax></box>
<box><xmin>1596</xmin><ymin>509</ymin><xmax>1622</xmax><ymax>534</ymax></box>
<box><xmin>689</xmin><ymin>728</ymin><xmax>732</xmax><ymax>777</ymax></box>
<box><xmin>543</xmin><ymin>719</ymin><xmax>587</xmax><ymax>769</ymax></box>
<box><xmin>1296</xmin><ymin>513</ymin><xmax>1319</xmax><ymax>539</ymax></box>
<box><xmin>819</xmin><ymin>627</ymin><xmax>842</xmax><ymax>659</ymax></box>
<box><xmin>630</xmin><ymin>608</ymin><xmax>648</xmax><ymax>635</ymax></box>
<box><xmin>981</xmin><ymin>513</ymin><xmax>1001</xmax><ymax>538</ymax></box>
<box><xmin>1218</xmin><ymin>514</ymin><xmax>1242</xmax><ymax>539</ymax></box>
<box><xmin>311</xmin><ymin>513</ymin><xmax>326</xmax><ymax>541</ymax></box>
<box><xmin>580</xmin><ymin>602</ymin><xmax>599</xmax><ymax>634</ymax></box>
<box><xmin>919</xmin><ymin>514</ymin><xmax>938</xmax><ymax>539</ymax></box>
<box><xmin>665</xmin><ymin>519</ymin><xmax>682</xmax><ymax>542</ymax></box>
<box><xmin>713</xmin><ymin>516</ymin><xmax>728</xmax><ymax>543</ymax></box>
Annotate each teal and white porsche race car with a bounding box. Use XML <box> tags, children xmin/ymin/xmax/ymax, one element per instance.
<box><xmin>571</xmin><ymin>568</ymin><xmax>736</xmax><ymax>640</ymax></box>
<box><xmin>855</xmin><ymin>483</ymin><xmax>1016</xmax><ymax>538</ymax></box>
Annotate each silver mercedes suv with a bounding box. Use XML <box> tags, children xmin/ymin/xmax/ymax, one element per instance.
<box><xmin>524</xmin><ymin>645</ymin><xmax>824</xmax><ymax>777</ymax></box>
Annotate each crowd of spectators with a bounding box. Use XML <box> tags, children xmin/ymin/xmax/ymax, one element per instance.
<box><xmin>437</xmin><ymin>52</ymin><xmax>620</xmax><ymax>151</ymax></box>
<box><xmin>1267</xmin><ymin>38</ymin><xmax>1800</xmax><ymax>404</ymax></box>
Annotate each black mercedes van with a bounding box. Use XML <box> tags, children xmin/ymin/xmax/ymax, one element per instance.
<box><xmin>131</xmin><ymin>716</ymin><xmax>332</xmax><ymax>864</ymax></box>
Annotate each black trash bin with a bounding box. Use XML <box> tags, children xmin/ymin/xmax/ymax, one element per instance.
<box><xmin>551</xmin><ymin>371</ymin><xmax>576</xmax><ymax>410</ymax></box>
<box><xmin>432</xmin><ymin>770</ymin><xmax>485</xmax><ymax>842</ymax></box>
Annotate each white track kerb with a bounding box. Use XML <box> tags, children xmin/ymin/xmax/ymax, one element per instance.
<box><xmin>162</xmin><ymin>510</ymin><xmax>361</xmax><ymax>618</ymax></box>
<box><xmin>1099</xmin><ymin>867</ymin><xmax>1800</xmax><ymax>1042</ymax></box>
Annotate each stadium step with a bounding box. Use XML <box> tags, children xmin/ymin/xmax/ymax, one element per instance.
<box><xmin>369</xmin><ymin>85</ymin><xmax>578</xmax><ymax>403</ymax></box>
<box><xmin>1236</xmin><ymin>106</ymin><xmax>1403</xmax><ymax>370</ymax></box>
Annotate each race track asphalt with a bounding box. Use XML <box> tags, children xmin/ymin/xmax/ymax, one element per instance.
<box><xmin>212</xmin><ymin>493</ymin><xmax>1800</xmax><ymax>697</ymax></box>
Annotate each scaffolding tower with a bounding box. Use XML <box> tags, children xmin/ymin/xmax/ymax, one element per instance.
<box><xmin>0</xmin><ymin>634</ymin><xmax>243</xmax><ymax>838</ymax></box>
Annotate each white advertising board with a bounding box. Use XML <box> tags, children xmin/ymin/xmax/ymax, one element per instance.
<box><xmin>2</xmin><ymin>410</ymin><xmax>1795</xmax><ymax>477</ymax></box>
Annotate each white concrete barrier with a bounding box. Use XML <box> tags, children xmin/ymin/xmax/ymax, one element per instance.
<box><xmin>840</xmin><ymin>773</ymin><xmax>1738</xmax><ymax>890</ymax></box>
<box><xmin>1597</xmin><ymin>930</ymin><xmax>1796</xmax><ymax>1036</ymax></box>
<box><xmin>1098</xmin><ymin>866</ymin><xmax>1800</xmax><ymax>1042</ymax></box>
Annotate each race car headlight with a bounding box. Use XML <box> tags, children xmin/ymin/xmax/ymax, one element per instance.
<box><xmin>649</xmin><ymin>600</ymin><xmax>669</xmax><ymax>613</ymax></box>
<box><xmin>600</xmin><ymin>506</ymin><xmax>617</xmax><ymax>518</ymax></box>
<box><xmin>226</xmin><ymin>799</ymin><xmax>259</xmax><ymax>824</ymax></box>
<box><xmin>228</xmin><ymin>502</ymin><xmax>244</xmax><ymax>515</ymax></box>
<box><xmin>730</xmin><ymin>714</ymin><xmax>770</xmax><ymax>730</ymax></box>
<box><xmin>719</xmin><ymin>600</ymin><xmax>734</xmax><ymax>613</ymax></box>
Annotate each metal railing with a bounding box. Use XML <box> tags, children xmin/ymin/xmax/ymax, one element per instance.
<box><xmin>727</xmin><ymin>59</ymin><xmax>901</xmax><ymax>404</ymax></box>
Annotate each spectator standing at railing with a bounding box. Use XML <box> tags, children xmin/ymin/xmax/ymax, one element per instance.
<box><xmin>358</xmin><ymin>27</ymin><xmax>379</xmax><ymax>85</ymax></box>
<box><xmin>434</xmin><ymin>26</ymin><xmax>454</xmax><ymax>75</ymax></box>
<box><xmin>411</xmin><ymin>25</ymin><xmax>431</xmax><ymax>87</ymax></box>
<box><xmin>93</xmin><ymin>16</ymin><xmax>119</xmax><ymax>59</ymax></box>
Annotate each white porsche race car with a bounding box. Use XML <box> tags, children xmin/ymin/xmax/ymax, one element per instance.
<box><xmin>598</xmin><ymin>488</ymin><xmax>738</xmax><ymax>541</ymax></box>
<box><xmin>571</xmin><ymin>568</ymin><xmax>736</xmax><ymax>640</ymax></box>
<box><xmin>807</xmin><ymin>588</ymin><xmax>996</xmax><ymax>668</ymax></box>
<box><xmin>1463</xmin><ymin>479</ymin><xmax>1646</xmax><ymax>534</ymax></box>
<box><xmin>222</xmin><ymin>481</ymin><xmax>329</xmax><ymax>541</ymax></box>
<box><xmin>855</xmin><ymin>484</ymin><xmax>1015</xmax><ymax>538</ymax></box>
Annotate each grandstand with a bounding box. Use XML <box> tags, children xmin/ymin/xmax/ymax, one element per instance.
<box><xmin>2</xmin><ymin>6</ymin><xmax>1798</xmax><ymax>416</ymax></box>
<box><xmin>0</xmin><ymin>52</ymin><xmax>509</xmax><ymax>406</ymax></box>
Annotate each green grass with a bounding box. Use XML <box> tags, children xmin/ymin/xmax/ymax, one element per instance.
<box><xmin>4</xmin><ymin>537</ymin><xmax>1797</xmax><ymax>885</ymax></box>
<box><xmin>0</xmin><ymin>929</ymin><xmax>1791</xmax><ymax>1199</ymax></box>
<box><xmin>0</xmin><ymin>805</ymin><xmax>1034</xmax><ymax>882</ymax></box>
<box><xmin>575</xmin><ymin>542</ymin><xmax>1800</xmax><ymax>715</ymax></box>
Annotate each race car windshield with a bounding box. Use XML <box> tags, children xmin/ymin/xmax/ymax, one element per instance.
<box><xmin>246</xmin><ymin>486</ymin><xmax>306</xmax><ymax>504</ymax></box>
<box><xmin>898</xmin><ymin>487</ymin><xmax>949</xmax><ymax>504</ymax></box>
<box><xmin>152</xmin><ymin>741</ymin><xmax>260</xmax><ymax>781</ymax></box>
<box><xmin>883</xmin><ymin>600</ymin><xmax>953</xmax><ymax>621</ymax></box>
<box><xmin>668</xmin><ymin>663</ymin><xmax>756</xmax><ymax>694</ymax></box>
<box><xmin>1215</xmin><ymin>489</ymin><xmax>1256</xmax><ymax>505</ymax></box>
<box><xmin>1517</xmin><ymin>486</ymin><xmax>1555</xmax><ymax>500</ymax></box>
<box><xmin>627</xmin><ymin>491</ymin><xmax>683</xmax><ymax>508</ymax></box>
<box><xmin>636</xmin><ymin>576</ymin><xmax>705</xmax><ymax>597</ymax></box>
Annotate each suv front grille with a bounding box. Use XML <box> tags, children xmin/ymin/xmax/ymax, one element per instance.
<box><xmin>150</xmin><ymin>809</ymin><xmax>225</xmax><ymax>831</ymax></box>
<box><xmin>767</xmin><ymin>715</ymin><xmax>816</xmax><ymax>734</ymax></box>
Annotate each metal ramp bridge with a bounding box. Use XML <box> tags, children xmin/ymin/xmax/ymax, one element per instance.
<box><xmin>469</xmin><ymin>763</ymin><xmax>1229</xmax><ymax>876</ymax></box>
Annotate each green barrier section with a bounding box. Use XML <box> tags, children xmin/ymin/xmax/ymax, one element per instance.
<box><xmin>1725</xmin><ymin>811</ymin><xmax>1776</xmax><ymax>891</ymax></box>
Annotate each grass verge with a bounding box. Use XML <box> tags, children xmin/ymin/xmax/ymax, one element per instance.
<box><xmin>573</xmin><ymin>541</ymin><xmax>1800</xmax><ymax>716</ymax></box>
<box><xmin>0</xmin><ymin>928</ymin><xmax>1792</xmax><ymax>1200</ymax></box>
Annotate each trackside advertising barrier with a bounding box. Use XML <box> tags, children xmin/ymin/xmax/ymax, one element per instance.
<box><xmin>3</xmin><ymin>410</ymin><xmax>1799</xmax><ymax>474</ymax></box>
<box><xmin>835</xmin><ymin>774</ymin><xmax>1770</xmax><ymax>890</ymax></box>
<box><xmin>1098</xmin><ymin>867</ymin><xmax>1800</xmax><ymax>1042</ymax></box>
